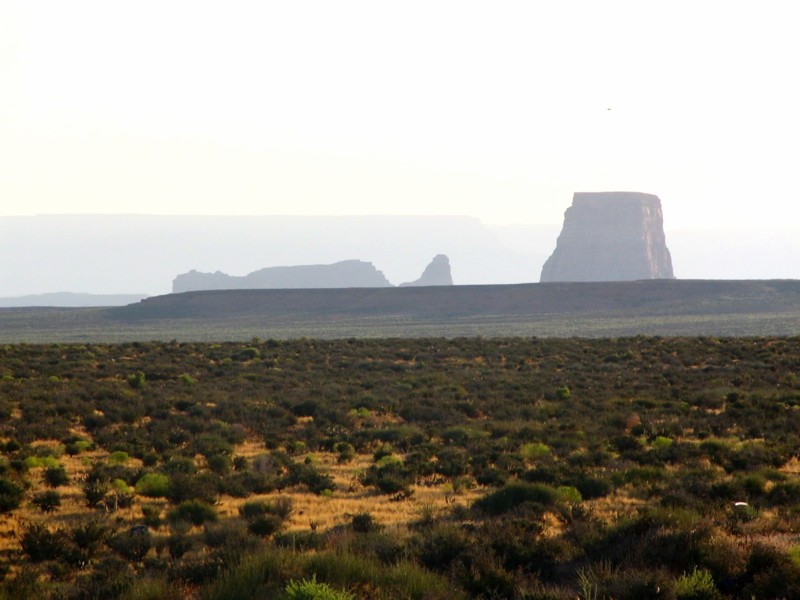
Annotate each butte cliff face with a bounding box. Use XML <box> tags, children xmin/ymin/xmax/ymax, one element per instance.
<box><xmin>399</xmin><ymin>255</ymin><xmax>454</xmax><ymax>287</ymax></box>
<box><xmin>540</xmin><ymin>192</ymin><xmax>674</xmax><ymax>282</ymax></box>
<box><xmin>173</xmin><ymin>260</ymin><xmax>392</xmax><ymax>293</ymax></box>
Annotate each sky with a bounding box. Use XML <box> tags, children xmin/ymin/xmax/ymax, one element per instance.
<box><xmin>3</xmin><ymin>1</ymin><xmax>799</xmax><ymax>232</ymax></box>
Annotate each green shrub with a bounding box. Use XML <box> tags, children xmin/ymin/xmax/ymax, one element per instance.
<box><xmin>136</xmin><ymin>473</ymin><xmax>170</xmax><ymax>497</ymax></box>
<box><xmin>652</xmin><ymin>436</ymin><xmax>674</xmax><ymax>449</ymax></box>
<box><xmin>66</xmin><ymin>440</ymin><xmax>93</xmax><ymax>455</ymax></box>
<box><xmin>112</xmin><ymin>478</ymin><xmax>133</xmax><ymax>494</ymax></box>
<box><xmin>285</xmin><ymin>576</ymin><xmax>354</xmax><ymax>600</ymax></box>
<box><xmin>127</xmin><ymin>371</ymin><xmax>146</xmax><ymax>389</ymax></box>
<box><xmin>557</xmin><ymin>485</ymin><xmax>582</xmax><ymax>503</ymax></box>
<box><xmin>237</xmin><ymin>347</ymin><xmax>261</xmax><ymax>361</ymax></box>
<box><xmin>520</xmin><ymin>442</ymin><xmax>551</xmax><ymax>460</ymax></box>
<box><xmin>22</xmin><ymin>456</ymin><xmax>60</xmax><ymax>469</ymax></box>
<box><xmin>334</xmin><ymin>442</ymin><xmax>356</xmax><ymax>464</ymax></box>
<box><xmin>108</xmin><ymin>451</ymin><xmax>130</xmax><ymax>464</ymax></box>
<box><xmin>789</xmin><ymin>543</ymin><xmax>800</xmax><ymax>568</ymax></box>
<box><xmin>675</xmin><ymin>567</ymin><xmax>720</xmax><ymax>600</ymax></box>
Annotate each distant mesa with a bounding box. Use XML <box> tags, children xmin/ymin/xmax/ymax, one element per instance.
<box><xmin>173</xmin><ymin>260</ymin><xmax>393</xmax><ymax>293</ymax></box>
<box><xmin>399</xmin><ymin>254</ymin><xmax>454</xmax><ymax>287</ymax></box>
<box><xmin>173</xmin><ymin>255</ymin><xmax>455</xmax><ymax>293</ymax></box>
<box><xmin>540</xmin><ymin>192</ymin><xmax>675</xmax><ymax>283</ymax></box>
<box><xmin>0</xmin><ymin>292</ymin><xmax>148</xmax><ymax>308</ymax></box>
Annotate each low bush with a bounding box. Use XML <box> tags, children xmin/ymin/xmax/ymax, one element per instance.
<box><xmin>674</xmin><ymin>567</ymin><xmax>720</xmax><ymax>600</ymax></box>
<box><xmin>135</xmin><ymin>473</ymin><xmax>170</xmax><ymax>497</ymax></box>
<box><xmin>473</xmin><ymin>482</ymin><xmax>562</xmax><ymax>516</ymax></box>
<box><xmin>0</xmin><ymin>477</ymin><xmax>23</xmax><ymax>513</ymax></box>
<box><xmin>285</xmin><ymin>575</ymin><xmax>354</xmax><ymax>600</ymax></box>
<box><xmin>20</xmin><ymin>524</ymin><xmax>71</xmax><ymax>562</ymax></box>
<box><xmin>168</xmin><ymin>500</ymin><xmax>218</xmax><ymax>526</ymax></box>
<box><xmin>32</xmin><ymin>490</ymin><xmax>61</xmax><ymax>513</ymax></box>
<box><xmin>43</xmin><ymin>465</ymin><xmax>70</xmax><ymax>488</ymax></box>
<box><xmin>351</xmin><ymin>512</ymin><xmax>378</xmax><ymax>534</ymax></box>
<box><xmin>70</xmin><ymin>520</ymin><xmax>109</xmax><ymax>557</ymax></box>
<box><xmin>106</xmin><ymin>530</ymin><xmax>153</xmax><ymax>562</ymax></box>
<box><xmin>247</xmin><ymin>514</ymin><xmax>283</xmax><ymax>537</ymax></box>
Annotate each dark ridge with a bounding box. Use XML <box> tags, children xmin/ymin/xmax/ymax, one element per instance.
<box><xmin>0</xmin><ymin>292</ymin><xmax>147</xmax><ymax>308</ymax></box>
<box><xmin>112</xmin><ymin>279</ymin><xmax>800</xmax><ymax>321</ymax></box>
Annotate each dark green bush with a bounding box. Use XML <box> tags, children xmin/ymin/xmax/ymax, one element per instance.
<box><xmin>32</xmin><ymin>490</ymin><xmax>61</xmax><ymax>513</ymax></box>
<box><xmin>0</xmin><ymin>477</ymin><xmax>23</xmax><ymax>513</ymax></box>
<box><xmin>168</xmin><ymin>500</ymin><xmax>218</xmax><ymax>526</ymax></box>
<box><xmin>473</xmin><ymin>482</ymin><xmax>561</xmax><ymax>516</ymax></box>
<box><xmin>106</xmin><ymin>530</ymin><xmax>153</xmax><ymax>562</ymax></box>
<box><xmin>43</xmin><ymin>465</ymin><xmax>70</xmax><ymax>488</ymax></box>
<box><xmin>70</xmin><ymin>520</ymin><xmax>109</xmax><ymax>557</ymax></box>
<box><xmin>247</xmin><ymin>514</ymin><xmax>283</xmax><ymax>537</ymax></box>
<box><xmin>82</xmin><ymin>476</ymin><xmax>109</xmax><ymax>508</ymax></box>
<box><xmin>351</xmin><ymin>512</ymin><xmax>378</xmax><ymax>534</ymax></box>
<box><xmin>20</xmin><ymin>524</ymin><xmax>70</xmax><ymax>562</ymax></box>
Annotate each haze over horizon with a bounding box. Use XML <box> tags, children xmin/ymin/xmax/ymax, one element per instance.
<box><xmin>2</xmin><ymin>2</ymin><xmax>799</xmax><ymax>293</ymax></box>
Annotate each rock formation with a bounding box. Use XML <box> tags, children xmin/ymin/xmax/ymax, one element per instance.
<box><xmin>399</xmin><ymin>255</ymin><xmax>454</xmax><ymax>287</ymax></box>
<box><xmin>173</xmin><ymin>260</ymin><xmax>392</xmax><ymax>293</ymax></box>
<box><xmin>540</xmin><ymin>192</ymin><xmax>674</xmax><ymax>282</ymax></box>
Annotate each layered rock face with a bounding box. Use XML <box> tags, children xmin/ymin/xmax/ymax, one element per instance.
<box><xmin>173</xmin><ymin>260</ymin><xmax>392</xmax><ymax>293</ymax></box>
<box><xmin>540</xmin><ymin>192</ymin><xmax>674</xmax><ymax>282</ymax></box>
<box><xmin>400</xmin><ymin>255</ymin><xmax>454</xmax><ymax>287</ymax></box>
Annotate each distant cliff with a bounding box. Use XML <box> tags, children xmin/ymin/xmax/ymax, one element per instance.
<box><xmin>400</xmin><ymin>255</ymin><xmax>453</xmax><ymax>287</ymax></box>
<box><xmin>173</xmin><ymin>260</ymin><xmax>392</xmax><ymax>293</ymax></box>
<box><xmin>541</xmin><ymin>192</ymin><xmax>674</xmax><ymax>282</ymax></box>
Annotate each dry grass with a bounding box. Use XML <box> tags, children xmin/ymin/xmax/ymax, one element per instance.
<box><xmin>585</xmin><ymin>490</ymin><xmax>648</xmax><ymax>522</ymax></box>
<box><xmin>218</xmin><ymin>449</ymin><xmax>484</xmax><ymax>532</ymax></box>
<box><xmin>780</xmin><ymin>456</ymin><xmax>800</xmax><ymax>474</ymax></box>
<box><xmin>0</xmin><ymin>438</ymin><xmax>486</xmax><ymax>563</ymax></box>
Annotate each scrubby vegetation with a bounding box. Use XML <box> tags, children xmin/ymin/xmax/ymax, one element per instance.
<box><xmin>1</xmin><ymin>337</ymin><xmax>800</xmax><ymax>597</ymax></box>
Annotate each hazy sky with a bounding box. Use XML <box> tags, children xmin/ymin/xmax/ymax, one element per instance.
<box><xmin>2</xmin><ymin>1</ymin><xmax>799</xmax><ymax>229</ymax></box>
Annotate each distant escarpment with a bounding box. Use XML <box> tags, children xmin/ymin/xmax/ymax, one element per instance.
<box><xmin>173</xmin><ymin>260</ymin><xmax>392</xmax><ymax>293</ymax></box>
<box><xmin>400</xmin><ymin>255</ymin><xmax>453</xmax><ymax>287</ymax></box>
<box><xmin>541</xmin><ymin>192</ymin><xmax>674</xmax><ymax>282</ymax></box>
<box><xmin>174</xmin><ymin>255</ymin><xmax>453</xmax><ymax>292</ymax></box>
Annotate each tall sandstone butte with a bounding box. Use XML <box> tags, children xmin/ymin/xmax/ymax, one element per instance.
<box><xmin>540</xmin><ymin>192</ymin><xmax>675</xmax><ymax>282</ymax></box>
